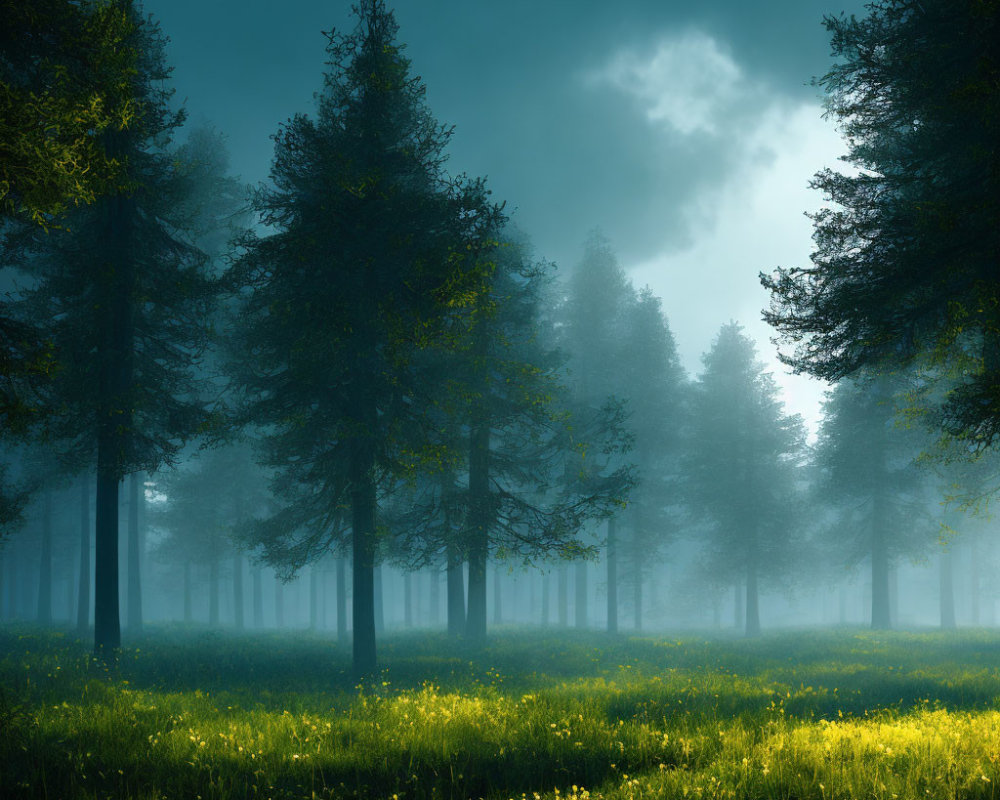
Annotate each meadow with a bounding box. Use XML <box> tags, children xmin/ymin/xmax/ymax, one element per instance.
<box><xmin>3</xmin><ymin>625</ymin><xmax>1000</xmax><ymax>799</ymax></box>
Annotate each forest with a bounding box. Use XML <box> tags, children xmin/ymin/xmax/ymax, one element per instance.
<box><xmin>1</xmin><ymin>0</ymin><xmax>999</xmax><ymax>798</ymax></box>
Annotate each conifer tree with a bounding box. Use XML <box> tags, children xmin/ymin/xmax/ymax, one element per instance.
<box><xmin>813</xmin><ymin>373</ymin><xmax>935</xmax><ymax>628</ymax></box>
<box><xmin>618</xmin><ymin>288</ymin><xmax>687</xmax><ymax>630</ymax></box>
<box><xmin>8</xmin><ymin>2</ymin><xmax>220</xmax><ymax>652</ymax></box>
<box><xmin>390</xmin><ymin>234</ymin><xmax>633</xmax><ymax>641</ymax></box>
<box><xmin>763</xmin><ymin>0</ymin><xmax>1000</xmax><ymax>448</ymax></box>
<box><xmin>229</xmin><ymin>1</ymin><xmax>500</xmax><ymax>676</ymax></box>
<box><xmin>560</xmin><ymin>233</ymin><xmax>636</xmax><ymax>632</ymax></box>
<box><xmin>686</xmin><ymin>323</ymin><xmax>806</xmax><ymax>636</ymax></box>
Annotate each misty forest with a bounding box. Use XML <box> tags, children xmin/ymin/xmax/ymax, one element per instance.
<box><xmin>1</xmin><ymin>0</ymin><xmax>999</xmax><ymax>798</ymax></box>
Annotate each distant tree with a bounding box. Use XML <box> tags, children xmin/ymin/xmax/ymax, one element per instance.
<box><xmin>686</xmin><ymin>323</ymin><xmax>806</xmax><ymax>636</ymax></box>
<box><xmin>228</xmin><ymin>1</ymin><xmax>500</xmax><ymax>676</ymax></box>
<box><xmin>388</xmin><ymin>233</ymin><xmax>633</xmax><ymax>641</ymax></box>
<box><xmin>560</xmin><ymin>232</ymin><xmax>635</xmax><ymax>631</ymax></box>
<box><xmin>812</xmin><ymin>373</ymin><xmax>933</xmax><ymax>628</ymax></box>
<box><xmin>151</xmin><ymin>443</ymin><xmax>269</xmax><ymax>626</ymax></box>
<box><xmin>762</xmin><ymin>0</ymin><xmax>1000</xmax><ymax>449</ymax></box>
<box><xmin>617</xmin><ymin>287</ymin><xmax>687</xmax><ymax>631</ymax></box>
<box><xmin>7</xmin><ymin>3</ymin><xmax>220</xmax><ymax>653</ymax></box>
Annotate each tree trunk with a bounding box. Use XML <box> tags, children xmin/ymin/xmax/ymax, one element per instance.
<box><xmin>429</xmin><ymin>567</ymin><xmax>440</xmax><ymax>627</ymax></box>
<box><xmin>465</xmin><ymin>418</ymin><xmax>491</xmax><ymax>642</ymax></box>
<box><xmin>38</xmin><ymin>489</ymin><xmax>52</xmax><ymax>625</ymax></box>
<box><xmin>558</xmin><ymin>564</ymin><xmax>568</xmax><ymax>626</ymax></box>
<box><xmin>528</xmin><ymin>571</ymin><xmax>536</xmax><ymax>625</ymax></box>
<box><xmin>336</xmin><ymin>558</ymin><xmax>347</xmax><ymax>644</ymax></box>
<box><xmin>575</xmin><ymin>560</ymin><xmax>587</xmax><ymax>628</ymax></box>
<box><xmin>350</xmin><ymin>437</ymin><xmax>378</xmax><ymax>677</ymax></box>
<box><xmin>404</xmin><ymin>570</ymin><xmax>413</xmax><ymax>628</ymax></box>
<box><xmin>77</xmin><ymin>476</ymin><xmax>91</xmax><ymax>632</ymax></box>
<box><xmin>888</xmin><ymin>565</ymin><xmax>898</xmax><ymax>628</ymax></box>
<box><xmin>274</xmin><ymin>573</ymin><xmax>284</xmax><ymax>627</ymax></box>
<box><xmin>373</xmin><ymin>564</ymin><xmax>384</xmax><ymax>634</ymax></box>
<box><xmin>446</xmin><ymin>545</ymin><xmax>465</xmax><ymax>636</ymax></box>
<box><xmin>733</xmin><ymin>580</ymin><xmax>743</xmax><ymax>630</ymax></box>
<box><xmin>94</xmin><ymin>163</ymin><xmax>134</xmax><ymax>655</ymax></box>
<box><xmin>633</xmin><ymin>573</ymin><xmax>643</xmax><ymax>632</ymax></box>
<box><xmin>871</xmin><ymin>490</ymin><xmax>891</xmax><ymax>629</ymax></box>
<box><xmin>252</xmin><ymin>566</ymin><xmax>263</xmax><ymax>629</ymax></box>
<box><xmin>5</xmin><ymin>548</ymin><xmax>18</xmax><ymax>619</ymax></box>
<box><xmin>971</xmin><ymin>540</ymin><xmax>981</xmax><ymax>625</ymax></box>
<box><xmin>745</xmin><ymin>549</ymin><xmax>760</xmax><ymax>637</ymax></box>
<box><xmin>542</xmin><ymin>572</ymin><xmax>552</xmax><ymax>626</ymax></box>
<box><xmin>309</xmin><ymin>564</ymin><xmax>318</xmax><ymax>631</ymax></box>
<box><xmin>492</xmin><ymin>566</ymin><xmax>502</xmax><ymax>625</ymax></box>
<box><xmin>233</xmin><ymin>553</ymin><xmax>245</xmax><ymax>630</ymax></box>
<box><xmin>606</xmin><ymin>516</ymin><xmax>617</xmax><ymax>633</ymax></box>
<box><xmin>573</xmin><ymin>561</ymin><xmax>589</xmax><ymax>628</ymax></box>
<box><xmin>940</xmin><ymin>548</ymin><xmax>956</xmax><ymax>629</ymax></box>
<box><xmin>126</xmin><ymin>472</ymin><xmax>142</xmax><ymax>633</ymax></box>
<box><xmin>466</xmin><ymin>546</ymin><xmax>487</xmax><ymax>640</ymax></box>
<box><xmin>209</xmin><ymin>559</ymin><xmax>220</xmax><ymax>626</ymax></box>
<box><xmin>183</xmin><ymin>561</ymin><xmax>192</xmax><ymax>623</ymax></box>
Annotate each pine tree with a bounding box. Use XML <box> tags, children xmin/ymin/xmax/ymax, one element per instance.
<box><xmin>0</xmin><ymin>0</ymin><xmax>128</xmax><ymax>225</ymax></box>
<box><xmin>8</xmin><ymin>2</ymin><xmax>220</xmax><ymax>653</ymax></box>
<box><xmin>618</xmin><ymin>288</ymin><xmax>687</xmax><ymax>631</ymax></box>
<box><xmin>813</xmin><ymin>373</ymin><xmax>935</xmax><ymax>628</ymax></box>
<box><xmin>150</xmin><ymin>444</ymin><xmax>268</xmax><ymax>626</ymax></box>
<box><xmin>762</xmin><ymin>0</ymin><xmax>1000</xmax><ymax>448</ymax></box>
<box><xmin>686</xmin><ymin>323</ymin><xmax>806</xmax><ymax>636</ymax></box>
<box><xmin>378</xmin><ymin>233</ymin><xmax>632</xmax><ymax>641</ymax></box>
<box><xmin>560</xmin><ymin>232</ymin><xmax>636</xmax><ymax>631</ymax></box>
<box><xmin>229</xmin><ymin>0</ymin><xmax>500</xmax><ymax>676</ymax></box>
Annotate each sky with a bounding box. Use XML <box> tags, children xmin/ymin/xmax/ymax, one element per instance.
<box><xmin>145</xmin><ymin>0</ymin><xmax>867</xmax><ymax>433</ymax></box>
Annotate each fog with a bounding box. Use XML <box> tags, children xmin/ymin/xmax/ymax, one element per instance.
<box><xmin>2</xmin><ymin>0</ymin><xmax>996</xmax><ymax>669</ymax></box>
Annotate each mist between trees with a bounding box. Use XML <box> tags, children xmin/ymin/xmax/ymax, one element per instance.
<box><xmin>2</xmin><ymin>0</ymin><xmax>999</xmax><ymax>680</ymax></box>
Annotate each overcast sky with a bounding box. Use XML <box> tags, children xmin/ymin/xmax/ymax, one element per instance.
<box><xmin>146</xmin><ymin>0</ymin><xmax>866</xmax><ymax>432</ymax></box>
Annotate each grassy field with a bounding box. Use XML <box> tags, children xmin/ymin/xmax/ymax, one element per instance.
<box><xmin>4</xmin><ymin>625</ymin><xmax>1000</xmax><ymax>799</ymax></box>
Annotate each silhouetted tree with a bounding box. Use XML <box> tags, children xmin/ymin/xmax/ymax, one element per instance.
<box><xmin>763</xmin><ymin>0</ymin><xmax>1000</xmax><ymax>449</ymax></box>
<box><xmin>8</xmin><ymin>3</ymin><xmax>220</xmax><ymax>653</ymax></box>
<box><xmin>686</xmin><ymin>323</ymin><xmax>806</xmax><ymax>636</ymax></box>
<box><xmin>151</xmin><ymin>443</ymin><xmax>268</xmax><ymax>626</ymax></box>
<box><xmin>386</xmin><ymin>234</ymin><xmax>632</xmax><ymax>641</ymax></box>
<box><xmin>617</xmin><ymin>287</ymin><xmax>687</xmax><ymax>630</ymax></box>
<box><xmin>812</xmin><ymin>373</ymin><xmax>932</xmax><ymax>629</ymax></box>
<box><xmin>228</xmin><ymin>1</ymin><xmax>500</xmax><ymax>676</ymax></box>
<box><xmin>560</xmin><ymin>232</ymin><xmax>635</xmax><ymax>632</ymax></box>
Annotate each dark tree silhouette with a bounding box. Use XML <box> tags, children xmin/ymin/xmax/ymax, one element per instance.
<box><xmin>229</xmin><ymin>0</ymin><xmax>500</xmax><ymax>676</ymax></box>
<box><xmin>763</xmin><ymin>0</ymin><xmax>1000</xmax><ymax>448</ymax></box>
<box><xmin>686</xmin><ymin>323</ymin><xmax>806</xmax><ymax>636</ymax></box>
<box><xmin>813</xmin><ymin>373</ymin><xmax>932</xmax><ymax>629</ymax></box>
<box><xmin>7</xmin><ymin>2</ymin><xmax>220</xmax><ymax>653</ymax></box>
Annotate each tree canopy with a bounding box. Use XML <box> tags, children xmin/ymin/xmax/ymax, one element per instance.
<box><xmin>762</xmin><ymin>0</ymin><xmax>1000</xmax><ymax>448</ymax></box>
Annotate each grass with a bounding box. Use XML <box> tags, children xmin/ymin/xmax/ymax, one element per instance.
<box><xmin>4</xmin><ymin>625</ymin><xmax>1000</xmax><ymax>798</ymax></box>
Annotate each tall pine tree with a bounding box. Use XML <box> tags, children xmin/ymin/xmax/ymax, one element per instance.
<box><xmin>229</xmin><ymin>1</ymin><xmax>500</xmax><ymax>676</ymax></box>
<box><xmin>686</xmin><ymin>323</ymin><xmax>806</xmax><ymax>636</ymax></box>
<box><xmin>9</xmin><ymin>2</ymin><xmax>219</xmax><ymax>652</ymax></box>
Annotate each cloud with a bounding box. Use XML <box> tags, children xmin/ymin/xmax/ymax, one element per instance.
<box><xmin>586</xmin><ymin>31</ymin><xmax>846</xmax><ymax>433</ymax></box>
<box><xmin>585</xmin><ymin>31</ymin><xmax>755</xmax><ymax>136</ymax></box>
<box><xmin>626</xmin><ymin>98</ymin><xmax>844</xmax><ymax>434</ymax></box>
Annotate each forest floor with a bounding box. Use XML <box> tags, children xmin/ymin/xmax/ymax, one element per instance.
<box><xmin>3</xmin><ymin>625</ymin><xmax>1000</xmax><ymax>799</ymax></box>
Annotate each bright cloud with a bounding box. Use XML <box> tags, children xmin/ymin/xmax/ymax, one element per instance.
<box><xmin>588</xmin><ymin>33</ymin><xmax>847</xmax><ymax>436</ymax></box>
<box><xmin>585</xmin><ymin>31</ymin><xmax>751</xmax><ymax>136</ymax></box>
